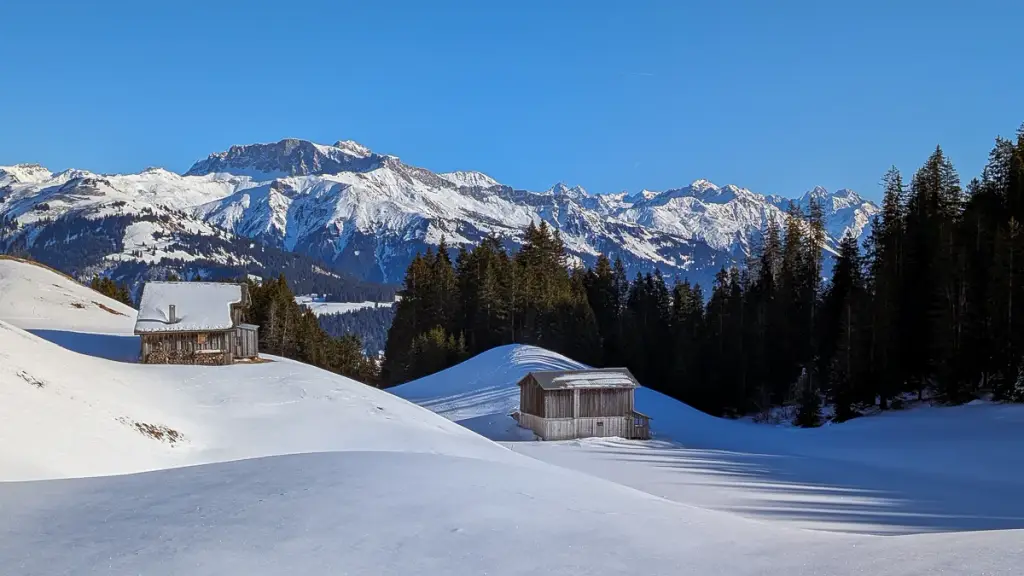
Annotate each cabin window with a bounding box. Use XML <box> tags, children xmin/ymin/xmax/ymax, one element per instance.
<box><xmin>197</xmin><ymin>333</ymin><xmax>207</xmax><ymax>345</ymax></box>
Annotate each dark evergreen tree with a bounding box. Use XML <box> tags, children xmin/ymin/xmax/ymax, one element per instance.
<box><xmin>793</xmin><ymin>367</ymin><xmax>823</xmax><ymax>428</ymax></box>
<box><xmin>246</xmin><ymin>274</ymin><xmax>379</xmax><ymax>384</ymax></box>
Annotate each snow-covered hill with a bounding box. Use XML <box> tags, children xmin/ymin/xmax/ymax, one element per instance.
<box><xmin>0</xmin><ymin>259</ymin><xmax>1021</xmax><ymax>574</ymax></box>
<box><xmin>0</xmin><ymin>256</ymin><xmax>136</xmax><ymax>333</ymax></box>
<box><xmin>395</xmin><ymin>344</ymin><xmax>1024</xmax><ymax>536</ymax></box>
<box><xmin>1</xmin><ymin>138</ymin><xmax>877</xmax><ymax>289</ymax></box>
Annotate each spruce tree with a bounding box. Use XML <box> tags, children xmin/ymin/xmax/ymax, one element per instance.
<box><xmin>1012</xmin><ymin>362</ymin><xmax>1024</xmax><ymax>403</ymax></box>
<box><xmin>793</xmin><ymin>367</ymin><xmax>822</xmax><ymax>428</ymax></box>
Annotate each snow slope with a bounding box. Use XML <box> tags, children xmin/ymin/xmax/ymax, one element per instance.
<box><xmin>0</xmin><ymin>319</ymin><xmax>511</xmax><ymax>481</ymax></box>
<box><xmin>396</xmin><ymin>344</ymin><xmax>1024</xmax><ymax>536</ymax></box>
<box><xmin>2</xmin><ymin>261</ymin><xmax>1022</xmax><ymax>574</ymax></box>
<box><xmin>0</xmin><ymin>257</ymin><xmax>136</xmax><ymax>333</ymax></box>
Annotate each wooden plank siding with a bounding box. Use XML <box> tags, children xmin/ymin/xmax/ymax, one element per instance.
<box><xmin>578</xmin><ymin>388</ymin><xmax>632</xmax><ymax>417</ymax></box>
<box><xmin>519</xmin><ymin>376</ymin><xmax>545</xmax><ymax>417</ymax></box>
<box><xmin>140</xmin><ymin>331</ymin><xmax>233</xmax><ymax>365</ymax></box>
<box><xmin>543</xmin><ymin>389</ymin><xmax>574</xmax><ymax>419</ymax></box>
<box><xmin>235</xmin><ymin>325</ymin><xmax>259</xmax><ymax>359</ymax></box>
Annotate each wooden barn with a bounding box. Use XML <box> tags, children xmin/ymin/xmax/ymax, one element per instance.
<box><xmin>516</xmin><ymin>368</ymin><xmax>651</xmax><ymax>441</ymax></box>
<box><xmin>134</xmin><ymin>282</ymin><xmax>259</xmax><ymax>365</ymax></box>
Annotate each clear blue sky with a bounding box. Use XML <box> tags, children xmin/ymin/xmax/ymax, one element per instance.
<box><xmin>2</xmin><ymin>1</ymin><xmax>1022</xmax><ymax>200</ymax></box>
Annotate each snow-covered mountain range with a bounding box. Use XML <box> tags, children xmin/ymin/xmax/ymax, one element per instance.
<box><xmin>0</xmin><ymin>138</ymin><xmax>878</xmax><ymax>290</ymax></box>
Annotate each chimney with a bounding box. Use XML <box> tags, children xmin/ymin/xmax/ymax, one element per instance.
<box><xmin>168</xmin><ymin>304</ymin><xmax>177</xmax><ymax>324</ymax></box>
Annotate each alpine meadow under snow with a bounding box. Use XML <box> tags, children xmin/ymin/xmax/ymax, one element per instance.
<box><xmin>1</xmin><ymin>258</ymin><xmax>1023</xmax><ymax>575</ymax></box>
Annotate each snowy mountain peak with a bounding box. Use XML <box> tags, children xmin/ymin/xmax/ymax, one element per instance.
<box><xmin>626</xmin><ymin>189</ymin><xmax>659</xmax><ymax>203</ymax></box>
<box><xmin>654</xmin><ymin>179</ymin><xmax>748</xmax><ymax>203</ymax></box>
<box><xmin>0</xmin><ymin>163</ymin><xmax>53</xmax><ymax>185</ymax></box>
<box><xmin>689</xmin><ymin>178</ymin><xmax>720</xmax><ymax>192</ymax></box>
<box><xmin>438</xmin><ymin>171</ymin><xmax>501</xmax><ymax>189</ymax></box>
<box><xmin>546</xmin><ymin>182</ymin><xmax>588</xmax><ymax>198</ymax></box>
<box><xmin>185</xmin><ymin>138</ymin><xmax>381</xmax><ymax>178</ymax></box>
<box><xmin>332</xmin><ymin>140</ymin><xmax>373</xmax><ymax>158</ymax></box>
<box><xmin>799</xmin><ymin>186</ymin><xmax>869</xmax><ymax>213</ymax></box>
<box><xmin>2</xmin><ymin>139</ymin><xmax>880</xmax><ymax>290</ymax></box>
<box><xmin>803</xmin><ymin>185</ymin><xmax>831</xmax><ymax>201</ymax></box>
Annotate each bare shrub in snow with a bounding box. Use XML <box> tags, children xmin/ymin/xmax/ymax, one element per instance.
<box><xmin>16</xmin><ymin>371</ymin><xmax>45</xmax><ymax>388</ymax></box>
<box><xmin>92</xmin><ymin>301</ymin><xmax>127</xmax><ymax>316</ymax></box>
<box><xmin>116</xmin><ymin>417</ymin><xmax>184</xmax><ymax>445</ymax></box>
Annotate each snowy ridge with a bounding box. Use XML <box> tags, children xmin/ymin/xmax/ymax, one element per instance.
<box><xmin>438</xmin><ymin>170</ymin><xmax>501</xmax><ymax>189</ymax></box>
<box><xmin>2</xmin><ymin>139</ymin><xmax>878</xmax><ymax>289</ymax></box>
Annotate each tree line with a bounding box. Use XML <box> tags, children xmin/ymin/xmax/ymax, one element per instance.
<box><xmin>245</xmin><ymin>274</ymin><xmax>380</xmax><ymax>383</ymax></box>
<box><xmin>319</xmin><ymin>305</ymin><xmax>396</xmax><ymax>357</ymax></box>
<box><xmin>382</xmin><ymin>124</ymin><xmax>1024</xmax><ymax>425</ymax></box>
<box><xmin>89</xmin><ymin>275</ymin><xmax>134</xmax><ymax>307</ymax></box>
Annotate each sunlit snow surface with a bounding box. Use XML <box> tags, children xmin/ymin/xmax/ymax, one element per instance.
<box><xmin>1</xmin><ymin>258</ymin><xmax>1022</xmax><ymax>575</ymax></box>
<box><xmin>396</xmin><ymin>344</ymin><xmax>1024</xmax><ymax>538</ymax></box>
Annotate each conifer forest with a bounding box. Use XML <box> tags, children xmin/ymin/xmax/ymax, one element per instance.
<box><xmin>382</xmin><ymin>126</ymin><xmax>1024</xmax><ymax>424</ymax></box>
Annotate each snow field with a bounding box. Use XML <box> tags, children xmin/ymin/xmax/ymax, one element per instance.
<box><xmin>1</xmin><ymin>258</ymin><xmax>1023</xmax><ymax>574</ymax></box>
<box><xmin>397</xmin><ymin>343</ymin><xmax>1024</xmax><ymax>536</ymax></box>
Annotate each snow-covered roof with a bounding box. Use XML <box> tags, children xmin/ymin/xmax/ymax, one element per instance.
<box><xmin>522</xmin><ymin>368</ymin><xmax>639</xmax><ymax>390</ymax></box>
<box><xmin>134</xmin><ymin>282</ymin><xmax>246</xmax><ymax>334</ymax></box>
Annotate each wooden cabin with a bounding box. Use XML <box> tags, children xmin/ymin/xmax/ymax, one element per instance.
<box><xmin>516</xmin><ymin>368</ymin><xmax>651</xmax><ymax>441</ymax></box>
<box><xmin>134</xmin><ymin>281</ymin><xmax>259</xmax><ymax>365</ymax></box>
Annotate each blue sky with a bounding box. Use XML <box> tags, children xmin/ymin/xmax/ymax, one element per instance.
<box><xmin>1</xmin><ymin>1</ymin><xmax>1021</xmax><ymax>200</ymax></box>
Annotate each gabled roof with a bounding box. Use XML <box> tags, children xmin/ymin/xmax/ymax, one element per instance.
<box><xmin>134</xmin><ymin>282</ymin><xmax>247</xmax><ymax>334</ymax></box>
<box><xmin>520</xmin><ymin>368</ymin><xmax>639</xmax><ymax>390</ymax></box>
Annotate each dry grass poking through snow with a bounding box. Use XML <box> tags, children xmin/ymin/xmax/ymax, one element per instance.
<box><xmin>93</xmin><ymin>301</ymin><xmax>127</xmax><ymax>316</ymax></box>
<box><xmin>116</xmin><ymin>417</ymin><xmax>185</xmax><ymax>445</ymax></box>
<box><xmin>16</xmin><ymin>371</ymin><xmax>45</xmax><ymax>388</ymax></box>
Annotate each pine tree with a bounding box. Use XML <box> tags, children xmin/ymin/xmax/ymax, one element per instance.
<box><xmin>1012</xmin><ymin>362</ymin><xmax>1024</xmax><ymax>403</ymax></box>
<box><xmin>793</xmin><ymin>367</ymin><xmax>822</xmax><ymax>428</ymax></box>
<box><xmin>585</xmin><ymin>254</ymin><xmax>623</xmax><ymax>365</ymax></box>
<box><xmin>821</xmin><ymin>234</ymin><xmax>866</xmax><ymax>418</ymax></box>
<box><xmin>866</xmin><ymin>166</ymin><xmax>907</xmax><ymax>408</ymax></box>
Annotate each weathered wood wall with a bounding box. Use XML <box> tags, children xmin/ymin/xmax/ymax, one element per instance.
<box><xmin>519</xmin><ymin>377</ymin><xmax>544</xmax><ymax>417</ymax></box>
<box><xmin>534</xmin><ymin>416</ymin><xmax>626</xmax><ymax>440</ymax></box>
<box><xmin>544</xmin><ymin>389</ymin><xmax>574</xmax><ymax>418</ymax></box>
<box><xmin>517</xmin><ymin>412</ymin><xmax>545</xmax><ymax>438</ymax></box>
<box><xmin>578</xmin><ymin>388</ymin><xmax>632</xmax><ymax>417</ymax></box>
<box><xmin>140</xmin><ymin>331</ymin><xmax>232</xmax><ymax>365</ymax></box>
<box><xmin>235</xmin><ymin>325</ymin><xmax>259</xmax><ymax>359</ymax></box>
